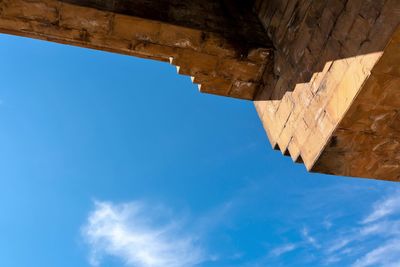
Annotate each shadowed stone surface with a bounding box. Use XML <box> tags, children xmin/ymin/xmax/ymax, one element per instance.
<box><xmin>313</xmin><ymin>26</ymin><xmax>400</xmax><ymax>181</ymax></box>
<box><xmin>254</xmin><ymin>0</ymin><xmax>400</xmax><ymax>181</ymax></box>
<box><xmin>0</xmin><ymin>0</ymin><xmax>272</xmax><ymax>100</ymax></box>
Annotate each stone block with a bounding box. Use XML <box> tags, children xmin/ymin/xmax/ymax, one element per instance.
<box><xmin>287</xmin><ymin>136</ymin><xmax>301</xmax><ymax>162</ymax></box>
<box><xmin>159</xmin><ymin>23</ymin><xmax>203</xmax><ymax>50</ymax></box>
<box><xmin>247</xmin><ymin>48</ymin><xmax>271</xmax><ymax>63</ymax></box>
<box><xmin>133</xmin><ymin>42</ymin><xmax>178</xmax><ymax>60</ymax></box>
<box><xmin>60</xmin><ymin>3</ymin><xmax>111</xmax><ymax>34</ymax></box>
<box><xmin>229</xmin><ymin>81</ymin><xmax>258</xmax><ymax>100</ymax></box>
<box><xmin>173</xmin><ymin>50</ymin><xmax>218</xmax><ymax>76</ymax></box>
<box><xmin>202</xmin><ymin>33</ymin><xmax>237</xmax><ymax>57</ymax></box>
<box><xmin>372</xmin><ymin>35</ymin><xmax>400</xmax><ymax>76</ymax></box>
<box><xmin>325</xmin><ymin>58</ymin><xmax>369</xmax><ymax>122</ymax></box>
<box><xmin>1</xmin><ymin>0</ymin><xmax>59</xmax><ymax>23</ymax></box>
<box><xmin>113</xmin><ymin>15</ymin><xmax>161</xmax><ymax>42</ymax></box>
<box><xmin>301</xmin><ymin>128</ymin><xmax>326</xmax><ymax>170</ymax></box>
<box><xmin>218</xmin><ymin>59</ymin><xmax>263</xmax><ymax>82</ymax></box>
<box><xmin>198</xmin><ymin>77</ymin><xmax>232</xmax><ymax>96</ymax></box>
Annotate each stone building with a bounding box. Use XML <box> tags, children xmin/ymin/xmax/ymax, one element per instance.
<box><xmin>0</xmin><ymin>0</ymin><xmax>399</xmax><ymax>180</ymax></box>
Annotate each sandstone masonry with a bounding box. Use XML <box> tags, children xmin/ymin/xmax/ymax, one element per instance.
<box><xmin>0</xmin><ymin>0</ymin><xmax>272</xmax><ymax>99</ymax></box>
<box><xmin>254</xmin><ymin>0</ymin><xmax>400</xmax><ymax>181</ymax></box>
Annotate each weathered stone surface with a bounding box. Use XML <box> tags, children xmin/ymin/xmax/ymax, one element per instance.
<box><xmin>254</xmin><ymin>0</ymin><xmax>400</xmax><ymax>181</ymax></box>
<box><xmin>0</xmin><ymin>0</ymin><xmax>272</xmax><ymax>100</ymax></box>
<box><xmin>112</xmin><ymin>15</ymin><xmax>161</xmax><ymax>42</ymax></box>
<box><xmin>313</xmin><ymin>31</ymin><xmax>400</xmax><ymax>180</ymax></box>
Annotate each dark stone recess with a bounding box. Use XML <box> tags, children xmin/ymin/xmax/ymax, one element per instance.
<box><xmin>60</xmin><ymin>0</ymin><xmax>272</xmax><ymax>55</ymax></box>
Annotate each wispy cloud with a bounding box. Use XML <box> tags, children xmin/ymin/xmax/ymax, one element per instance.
<box><xmin>325</xmin><ymin>237</ymin><xmax>352</xmax><ymax>254</ymax></box>
<box><xmin>362</xmin><ymin>192</ymin><xmax>400</xmax><ymax>224</ymax></box>
<box><xmin>267</xmin><ymin>190</ymin><xmax>400</xmax><ymax>266</ymax></box>
<box><xmin>352</xmin><ymin>239</ymin><xmax>400</xmax><ymax>267</ymax></box>
<box><xmin>82</xmin><ymin>189</ymin><xmax>400</xmax><ymax>267</ymax></box>
<box><xmin>349</xmin><ymin>191</ymin><xmax>400</xmax><ymax>267</ymax></box>
<box><xmin>82</xmin><ymin>200</ymin><xmax>205</xmax><ymax>267</ymax></box>
<box><xmin>301</xmin><ymin>227</ymin><xmax>320</xmax><ymax>249</ymax></box>
<box><xmin>320</xmin><ymin>191</ymin><xmax>400</xmax><ymax>267</ymax></box>
<box><xmin>322</xmin><ymin>218</ymin><xmax>333</xmax><ymax>230</ymax></box>
<box><xmin>269</xmin><ymin>243</ymin><xmax>297</xmax><ymax>257</ymax></box>
<box><xmin>327</xmin><ymin>191</ymin><xmax>400</xmax><ymax>266</ymax></box>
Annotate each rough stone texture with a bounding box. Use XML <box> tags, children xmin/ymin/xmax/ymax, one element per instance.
<box><xmin>313</xmin><ymin>26</ymin><xmax>400</xmax><ymax>181</ymax></box>
<box><xmin>254</xmin><ymin>0</ymin><xmax>400</xmax><ymax>181</ymax></box>
<box><xmin>0</xmin><ymin>0</ymin><xmax>272</xmax><ymax>100</ymax></box>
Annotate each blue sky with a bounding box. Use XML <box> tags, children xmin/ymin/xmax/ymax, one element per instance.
<box><xmin>0</xmin><ymin>34</ymin><xmax>399</xmax><ymax>267</ymax></box>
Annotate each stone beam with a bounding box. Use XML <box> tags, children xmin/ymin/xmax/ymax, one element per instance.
<box><xmin>0</xmin><ymin>0</ymin><xmax>272</xmax><ymax>100</ymax></box>
<box><xmin>254</xmin><ymin>0</ymin><xmax>400</xmax><ymax>181</ymax></box>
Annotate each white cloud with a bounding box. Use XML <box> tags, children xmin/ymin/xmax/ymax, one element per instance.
<box><xmin>324</xmin><ymin>255</ymin><xmax>341</xmax><ymax>265</ymax></box>
<box><xmin>269</xmin><ymin>243</ymin><xmax>297</xmax><ymax>257</ymax></box>
<box><xmin>362</xmin><ymin>192</ymin><xmax>400</xmax><ymax>224</ymax></box>
<box><xmin>301</xmin><ymin>227</ymin><xmax>320</xmax><ymax>248</ymax></box>
<box><xmin>80</xmin><ymin>191</ymin><xmax>400</xmax><ymax>267</ymax></box>
<box><xmin>265</xmin><ymin>190</ymin><xmax>400</xmax><ymax>266</ymax></box>
<box><xmin>352</xmin><ymin>239</ymin><xmax>400</xmax><ymax>267</ymax></box>
<box><xmin>327</xmin><ymin>191</ymin><xmax>400</xmax><ymax>266</ymax></box>
<box><xmin>349</xmin><ymin>191</ymin><xmax>400</xmax><ymax>267</ymax></box>
<box><xmin>82</xmin><ymin>200</ymin><xmax>205</xmax><ymax>267</ymax></box>
<box><xmin>322</xmin><ymin>218</ymin><xmax>333</xmax><ymax>230</ymax></box>
<box><xmin>326</xmin><ymin>237</ymin><xmax>352</xmax><ymax>254</ymax></box>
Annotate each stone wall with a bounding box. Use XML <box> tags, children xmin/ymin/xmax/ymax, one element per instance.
<box><xmin>254</xmin><ymin>0</ymin><xmax>400</xmax><ymax>180</ymax></box>
<box><xmin>314</xmin><ymin>26</ymin><xmax>400</xmax><ymax>180</ymax></box>
<box><xmin>0</xmin><ymin>0</ymin><xmax>272</xmax><ymax>100</ymax></box>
